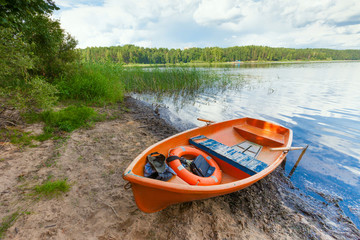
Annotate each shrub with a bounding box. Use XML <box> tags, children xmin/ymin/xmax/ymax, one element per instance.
<box><xmin>0</xmin><ymin>27</ymin><xmax>33</xmax><ymax>87</ymax></box>
<box><xmin>7</xmin><ymin>76</ymin><xmax>58</xmax><ymax>113</ymax></box>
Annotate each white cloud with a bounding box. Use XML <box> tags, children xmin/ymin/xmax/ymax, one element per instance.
<box><xmin>54</xmin><ymin>0</ymin><xmax>360</xmax><ymax>49</ymax></box>
<box><xmin>193</xmin><ymin>0</ymin><xmax>245</xmax><ymax>26</ymax></box>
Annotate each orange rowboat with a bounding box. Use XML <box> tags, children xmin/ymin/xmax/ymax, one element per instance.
<box><xmin>123</xmin><ymin>117</ymin><xmax>293</xmax><ymax>213</ymax></box>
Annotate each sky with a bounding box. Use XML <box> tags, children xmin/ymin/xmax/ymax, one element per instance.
<box><xmin>54</xmin><ymin>0</ymin><xmax>360</xmax><ymax>49</ymax></box>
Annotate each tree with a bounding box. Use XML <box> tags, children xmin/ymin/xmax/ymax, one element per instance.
<box><xmin>0</xmin><ymin>0</ymin><xmax>58</xmax><ymax>30</ymax></box>
<box><xmin>1</xmin><ymin>0</ymin><xmax>78</xmax><ymax>81</ymax></box>
<box><xmin>22</xmin><ymin>15</ymin><xmax>78</xmax><ymax>79</ymax></box>
<box><xmin>1</xmin><ymin>0</ymin><xmax>62</xmax><ymax>84</ymax></box>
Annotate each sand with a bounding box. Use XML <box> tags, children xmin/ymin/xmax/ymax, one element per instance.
<box><xmin>1</xmin><ymin>97</ymin><xmax>359</xmax><ymax>240</ymax></box>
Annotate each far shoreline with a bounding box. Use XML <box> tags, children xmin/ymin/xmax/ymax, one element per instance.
<box><xmin>123</xmin><ymin>59</ymin><xmax>360</xmax><ymax>67</ymax></box>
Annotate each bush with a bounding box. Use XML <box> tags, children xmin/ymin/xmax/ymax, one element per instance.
<box><xmin>40</xmin><ymin>105</ymin><xmax>99</xmax><ymax>132</ymax></box>
<box><xmin>0</xmin><ymin>27</ymin><xmax>33</xmax><ymax>87</ymax></box>
<box><xmin>7</xmin><ymin>76</ymin><xmax>58</xmax><ymax>113</ymax></box>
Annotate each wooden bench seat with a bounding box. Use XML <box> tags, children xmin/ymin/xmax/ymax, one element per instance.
<box><xmin>189</xmin><ymin>135</ymin><xmax>268</xmax><ymax>176</ymax></box>
<box><xmin>233</xmin><ymin>124</ymin><xmax>285</xmax><ymax>147</ymax></box>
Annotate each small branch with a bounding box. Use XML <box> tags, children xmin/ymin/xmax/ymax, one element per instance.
<box><xmin>45</xmin><ymin>224</ymin><xmax>56</xmax><ymax>228</ymax></box>
<box><xmin>98</xmin><ymin>197</ymin><xmax>120</xmax><ymax>218</ymax></box>
<box><xmin>104</xmin><ymin>202</ymin><xmax>120</xmax><ymax>218</ymax></box>
<box><xmin>3</xmin><ymin>120</ymin><xmax>16</xmax><ymax>126</ymax></box>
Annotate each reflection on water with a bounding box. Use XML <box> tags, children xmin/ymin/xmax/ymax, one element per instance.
<box><xmin>133</xmin><ymin>61</ymin><xmax>360</xmax><ymax>227</ymax></box>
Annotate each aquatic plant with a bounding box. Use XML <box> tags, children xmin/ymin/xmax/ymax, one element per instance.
<box><xmin>120</xmin><ymin>66</ymin><xmax>225</xmax><ymax>94</ymax></box>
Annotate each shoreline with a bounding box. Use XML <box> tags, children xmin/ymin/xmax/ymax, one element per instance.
<box><xmin>0</xmin><ymin>97</ymin><xmax>359</xmax><ymax>239</ymax></box>
<box><xmin>123</xmin><ymin>59</ymin><xmax>360</xmax><ymax>67</ymax></box>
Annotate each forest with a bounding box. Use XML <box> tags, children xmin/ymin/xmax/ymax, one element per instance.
<box><xmin>80</xmin><ymin>45</ymin><xmax>360</xmax><ymax>64</ymax></box>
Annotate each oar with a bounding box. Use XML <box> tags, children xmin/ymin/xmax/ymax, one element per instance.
<box><xmin>197</xmin><ymin>118</ymin><xmax>215</xmax><ymax>125</ymax></box>
<box><xmin>269</xmin><ymin>146</ymin><xmax>306</xmax><ymax>152</ymax></box>
<box><xmin>288</xmin><ymin>145</ymin><xmax>309</xmax><ymax>178</ymax></box>
<box><xmin>270</xmin><ymin>145</ymin><xmax>309</xmax><ymax>178</ymax></box>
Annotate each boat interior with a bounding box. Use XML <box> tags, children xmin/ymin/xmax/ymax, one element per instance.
<box><xmin>131</xmin><ymin>118</ymin><xmax>291</xmax><ymax>185</ymax></box>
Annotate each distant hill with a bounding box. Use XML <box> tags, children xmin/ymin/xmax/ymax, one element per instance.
<box><xmin>79</xmin><ymin>45</ymin><xmax>360</xmax><ymax>64</ymax></box>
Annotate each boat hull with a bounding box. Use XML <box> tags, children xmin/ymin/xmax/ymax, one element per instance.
<box><xmin>123</xmin><ymin>118</ymin><xmax>292</xmax><ymax>213</ymax></box>
<box><xmin>129</xmin><ymin>179</ymin><xmax>259</xmax><ymax>212</ymax></box>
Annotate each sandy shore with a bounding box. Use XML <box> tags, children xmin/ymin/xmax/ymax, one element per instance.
<box><xmin>1</xmin><ymin>97</ymin><xmax>359</xmax><ymax>240</ymax></box>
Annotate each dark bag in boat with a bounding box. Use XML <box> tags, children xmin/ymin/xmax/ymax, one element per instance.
<box><xmin>144</xmin><ymin>152</ymin><xmax>176</xmax><ymax>181</ymax></box>
<box><xmin>190</xmin><ymin>155</ymin><xmax>215</xmax><ymax>177</ymax></box>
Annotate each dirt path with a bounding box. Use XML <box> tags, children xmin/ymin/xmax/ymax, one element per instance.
<box><xmin>1</xmin><ymin>97</ymin><xmax>359</xmax><ymax>240</ymax></box>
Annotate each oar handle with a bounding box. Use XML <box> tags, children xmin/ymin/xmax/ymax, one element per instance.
<box><xmin>269</xmin><ymin>147</ymin><xmax>306</xmax><ymax>151</ymax></box>
<box><xmin>197</xmin><ymin>118</ymin><xmax>215</xmax><ymax>124</ymax></box>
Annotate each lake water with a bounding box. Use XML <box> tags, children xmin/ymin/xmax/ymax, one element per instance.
<box><xmin>133</xmin><ymin>61</ymin><xmax>360</xmax><ymax>228</ymax></box>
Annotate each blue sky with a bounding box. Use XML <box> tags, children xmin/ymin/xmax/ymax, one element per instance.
<box><xmin>54</xmin><ymin>0</ymin><xmax>360</xmax><ymax>49</ymax></box>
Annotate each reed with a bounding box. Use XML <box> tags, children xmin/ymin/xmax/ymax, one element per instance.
<box><xmin>57</xmin><ymin>62</ymin><xmax>231</xmax><ymax>104</ymax></box>
<box><xmin>120</xmin><ymin>66</ymin><xmax>222</xmax><ymax>94</ymax></box>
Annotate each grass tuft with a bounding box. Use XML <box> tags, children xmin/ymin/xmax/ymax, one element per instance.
<box><xmin>33</xmin><ymin>179</ymin><xmax>70</xmax><ymax>198</ymax></box>
<box><xmin>40</xmin><ymin>105</ymin><xmax>100</xmax><ymax>132</ymax></box>
<box><xmin>0</xmin><ymin>128</ymin><xmax>37</xmax><ymax>148</ymax></box>
<box><xmin>0</xmin><ymin>211</ymin><xmax>19</xmax><ymax>239</ymax></box>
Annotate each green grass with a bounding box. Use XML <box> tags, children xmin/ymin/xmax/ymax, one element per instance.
<box><xmin>35</xmin><ymin>127</ymin><xmax>54</xmax><ymax>141</ymax></box>
<box><xmin>0</xmin><ymin>106</ymin><xmax>95</xmax><ymax>146</ymax></box>
<box><xmin>56</xmin><ymin>63</ymin><xmax>124</xmax><ymax>104</ymax></box>
<box><xmin>40</xmin><ymin>105</ymin><xmax>101</xmax><ymax>133</ymax></box>
<box><xmin>0</xmin><ymin>211</ymin><xmax>19</xmax><ymax>239</ymax></box>
<box><xmin>0</xmin><ymin>128</ymin><xmax>35</xmax><ymax>147</ymax></box>
<box><xmin>33</xmin><ymin>179</ymin><xmax>70</xmax><ymax>198</ymax></box>
<box><xmin>0</xmin><ymin>128</ymin><xmax>42</xmax><ymax>148</ymax></box>
<box><xmin>18</xmin><ymin>105</ymin><xmax>101</xmax><ymax>142</ymax></box>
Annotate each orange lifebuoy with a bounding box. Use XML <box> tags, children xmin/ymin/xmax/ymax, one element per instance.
<box><xmin>168</xmin><ymin>146</ymin><xmax>222</xmax><ymax>186</ymax></box>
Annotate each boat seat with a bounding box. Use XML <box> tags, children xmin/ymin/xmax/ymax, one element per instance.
<box><xmin>233</xmin><ymin>124</ymin><xmax>285</xmax><ymax>147</ymax></box>
<box><xmin>189</xmin><ymin>135</ymin><xmax>268</xmax><ymax>176</ymax></box>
